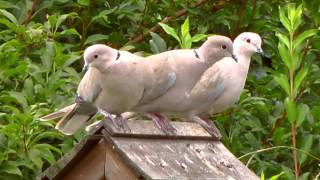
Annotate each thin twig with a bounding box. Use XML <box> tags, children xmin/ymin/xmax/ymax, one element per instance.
<box><xmin>127</xmin><ymin>0</ymin><xmax>211</xmax><ymax>44</ymax></box>
<box><xmin>22</xmin><ymin>0</ymin><xmax>41</xmax><ymax>25</ymax></box>
<box><xmin>238</xmin><ymin>145</ymin><xmax>320</xmax><ymax>161</ymax></box>
<box><xmin>246</xmin><ymin>153</ymin><xmax>256</xmax><ymax>167</ymax></box>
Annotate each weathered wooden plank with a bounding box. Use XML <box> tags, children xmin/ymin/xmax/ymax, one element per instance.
<box><xmin>62</xmin><ymin>139</ymin><xmax>106</xmax><ymax>180</ymax></box>
<box><xmin>104</xmin><ymin>119</ymin><xmax>214</xmax><ymax>140</ymax></box>
<box><xmin>104</xmin><ymin>139</ymin><xmax>139</xmax><ymax>180</ymax></box>
<box><xmin>38</xmin><ymin>123</ymin><xmax>103</xmax><ymax>180</ymax></box>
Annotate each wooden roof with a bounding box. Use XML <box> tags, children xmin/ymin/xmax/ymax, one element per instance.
<box><xmin>39</xmin><ymin>120</ymin><xmax>259</xmax><ymax>180</ymax></box>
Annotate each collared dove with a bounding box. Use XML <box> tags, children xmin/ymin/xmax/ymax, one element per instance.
<box><xmin>133</xmin><ymin>35</ymin><xmax>234</xmax><ymax>134</ymax></box>
<box><xmin>182</xmin><ymin>32</ymin><xmax>263</xmax><ymax>137</ymax></box>
<box><xmin>51</xmin><ymin>45</ymin><xmax>155</xmax><ymax>135</ymax></box>
<box><xmin>54</xmin><ymin>43</ymin><xmax>181</xmax><ymax>135</ymax></box>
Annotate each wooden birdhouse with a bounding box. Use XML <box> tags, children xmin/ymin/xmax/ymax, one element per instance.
<box><xmin>39</xmin><ymin>120</ymin><xmax>259</xmax><ymax>180</ymax></box>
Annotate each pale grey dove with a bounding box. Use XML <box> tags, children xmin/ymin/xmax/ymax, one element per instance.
<box><xmin>132</xmin><ymin>35</ymin><xmax>234</xmax><ymax>134</ymax></box>
<box><xmin>40</xmin><ymin>44</ymin><xmax>175</xmax><ymax>135</ymax></box>
<box><xmin>182</xmin><ymin>32</ymin><xmax>263</xmax><ymax>137</ymax></box>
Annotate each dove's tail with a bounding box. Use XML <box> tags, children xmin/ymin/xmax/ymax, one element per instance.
<box><xmin>55</xmin><ymin>103</ymin><xmax>97</xmax><ymax>135</ymax></box>
<box><xmin>40</xmin><ymin>104</ymin><xmax>76</xmax><ymax>121</ymax></box>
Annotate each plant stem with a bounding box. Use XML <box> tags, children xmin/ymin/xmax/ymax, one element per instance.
<box><xmin>23</xmin><ymin>0</ymin><xmax>41</xmax><ymax>25</ymax></box>
<box><xmin>291</xmin><ymin>123</ymin><xmax>299</xmax><ymax>179</ymax></box>
<box><xmin>289</xmin><ymin>30</ymin><xmax>299</xmax><ymax>179</ymax></box>
<box><xmin>289</xmin><ymin>69</ymin><xmax>294</xmax><ymax>97</ymax></box>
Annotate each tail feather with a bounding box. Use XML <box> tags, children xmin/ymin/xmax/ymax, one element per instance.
<box><xmin>55</xmin><ymin>103</ymin><xmax>97</xmax><ymax>135</ymax></box>
<box><xmin>40</xmin><ymin>104</ymin><xmax>76</xmax><ymax>121</ymax></box>
<box><xmin>55</xmin><ymin>114</ymin><xmax>92</xmax><ymax>135</ymax></box>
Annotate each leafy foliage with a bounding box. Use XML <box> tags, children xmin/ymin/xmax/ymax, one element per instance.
<box><xmin>0</xmin><ymin>0</ymin><xmax>319</xmax><ymax>179</ymax></box>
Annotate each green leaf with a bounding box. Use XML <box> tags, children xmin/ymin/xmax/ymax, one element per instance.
<box><xmin>277</xmin><ymin>42</ymin><xmax>291</xmax><ymax>69</ymax></box>
<box><xmin>260</xmin><ymin>172</ymin><xmax>265</xmax><ymax>180</ymax></box>
<box><xmin>28</xmin><ymin>148</ymin><xmax>43</xmax><ymax>170</ymax></box>
<box><xmin>269</xmin><ymin>172</ymin><xmax>285</xmax><ymax>180</ymax></box>
<box><xmin>296</xmin><ymin>103</ymin><xmax>309</xmax><ymax>127</ymax></box>
<box><xmin>181</xmin><ymin>17</ymin><xmax>190</xmax><ymax>39</ymax></box>
<box><xmin>293</xmin><ymin>66</ymin><xmax>308</xmax><ymax>95</ymax></box>
<box><xmin>181</xmin><ymin>33</ymin><xmax>192</xmax><ymax>48</ymax></box>
<box><xmin>0</xmin><ymin>1</ymin><xmax>19</xmax><ymax>9</ymax></box>
<box><xmin>298</xmin><ymin>134</ymin><xmax>313</xmax><ymax>165</ymax></box>
<box><xmin>279</xmin><ymin>7</ymin><xmax>291</xmax><ymax>32</ymax></box>
<box><xmin>0</xmin><ymin>18</ymin><xmax>17</xmax><ymax>31</ymax></box>
<box><xmin>0</xmin><ymin>9</ymin><xmax>18</xmax><ymax>24</ymax></box>
<box><xmin>293</xmin><ymin>29</ymin><xmax>318</xmax><ymax>49</ymax></box>
<box><xmin>48</xmin><ymin>15</ymin><xmax>57</xmax><ymax>30</ymax></box>
<box><xmin>274</xmin><ymin>73</ymin><xmax>290</xmax><ymax>95</ymax></box>
<box><xmin>291</xmin><ymin>4</ymin><xmax>303</xmax><ymax>32</ymax></box>
<box><xmin>292</xmin><ymin>50</ymin><xmax>302</xmax><ymax>71</ymax></box>
<box><xmin>77</xmin><ymin>0</ymin><xmax>89</xmax><ymax>6</ymax></box>
<box><xmin>40</xmin><ymin>41</ymin><xmax>55</xmax><ymax>72</ymax></box>
<box><xmin>284</xmin><ymin>97</ymin><xmax>296</xmax><ymax>124</ymax></box>
<box><xmin>275</xmin><ymin>32</ymin><xmax>290</xmax><ymax>49</ymax></box>
<box><xmin>0</xmin><ymin>163</ymin><xmax>22</xmax><ymax>177</ymax></box>
<box><xmin>244</xmin><ymin>132</ymin><xmax>260</xmax><ymax>149</ymax></box>
<box><xmin>288</xmin><ymin>4</ymin><xmax>296</xmax><ymax>23</ymax></box>
<box><xmin>190</xmin><ymin>34</ymin><xmax>208</xmax><ymax>42</ymax></box>
<box><xmin>55</xmin><ymin>12</ymin><xmax>78</xmax><ymax>31</ymax></box>
<box><xmin>90</xmin><ymin>9</ymin><xmax>116</xmax><ymax>24</ymax></box>
<box><xmin>84</xmin><ymin>34</ymin><xmax>109</xmax><ymax>45</ymax></box>
<box><xmin>23</xmin><ymin>78</ymin><xmax>34</xmax><ymax>98</ymax></box>
<box><xmin>149</xmin><ymin>32</ymin><xmax>167</xmax><ymax>53</ymax></box>
<box><xmin>8</xmin><ymin>91</ymin><xmax>28</xmax><ymax>112</ymax></box>
<box><xmin>55</xmin><ymin>28</ymin><xmax>81</xmax><ymax>38</ymax></box>
<box><xmin>159</xmin><ymin>22</ymin><xmax>181</xmax><ymax>45</ymax></box>
<box><xmin>28</xmin><ymin>132</ymin><xmax>64</xmax><ymax>147</ymax></box>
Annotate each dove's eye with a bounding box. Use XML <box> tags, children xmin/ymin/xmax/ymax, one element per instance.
<box><xmin>246</xmin><ymin>39</ymin><xmax>251</xmax><ymax>43</ymax></box>
<box><xmin>94</xmin><ymin>54</ymin><xmax>99</xmax><ymax>59</ymax></box>
<box><xmin>221</xmin><ymin>45</ymin><xmax>227</xmax><ymax>49</ymax></box>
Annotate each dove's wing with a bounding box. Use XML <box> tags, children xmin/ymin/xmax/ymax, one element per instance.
<box><xmin>55</xmin><ymin>68</ymin><xmax>101</xmax><ymax>135</ymax></box>
<box><xmin>187</xmin><ymin>61</ymin><xmax>226</xmax><ymax>105</ymax></box>
<box><xmin>137</xmin><ymin>52</ymin><xmax>177</xmax><ymax>105</ymax></box>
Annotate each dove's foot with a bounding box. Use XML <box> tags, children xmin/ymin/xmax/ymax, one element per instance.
<box><xmin>104</xmin><ymin>113</ymin><xmax>131</xmax><ymax>132</ymax></box>
<box><xmin>191</xmin><ymin>116</ymin><xmax>222</xmax><ymax>140</ymax></box>
<box><xmin>114</xmin><ymin>114</ymin><xmax>131</xmax><ymax>132</ymax></box>
<box><xmin>146</xmin><ymin>112</ymin><xmax>177</xmax><ymax>135</ymax></box>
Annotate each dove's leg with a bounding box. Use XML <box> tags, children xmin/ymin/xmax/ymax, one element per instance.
<box><xmin>102</xmin><ymin>111</ymin><xmax>131</xmax><ymax>132</ymax></box>
<box><xmin>191</xmin><ymin>116</ymin><xmax>222</xmax><ymax>140</ymax></box>
<box><xmin>145</xmin><ymin>112</ymin><xmax>177</xmax><ymax>135</ymax></box>
<box><xmin>114</xmin><ymin>114</ymin><xmax>131</xmax><ymax>132</ymax></box>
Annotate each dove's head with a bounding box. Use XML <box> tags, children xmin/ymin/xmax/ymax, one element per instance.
<box><xmin>233</xmin><ymin>32</ymin><xmax>263</xmax><ymax>57</ymax></box>
<box><xmin>199</xmin><ymin>35</ymin><xmax>234</xmax><ymax>66</ymax></box>
<box><xmin>83</xmin><ymin>44</ymin><xmax>119</xmax><ymax>73</ymax></box>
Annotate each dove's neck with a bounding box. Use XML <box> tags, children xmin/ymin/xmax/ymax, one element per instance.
<box><xmin>235</xmin><ymin>50</ymin><xmax>252</xmax><ymax>76</ymax></box>
<box><xmin>197</xmin><ymin>46</ymin><xmax>221</xmax><ymax>67</ymax></box>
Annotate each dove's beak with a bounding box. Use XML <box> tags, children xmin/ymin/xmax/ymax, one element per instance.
<box><xmin>257</xmin><ymin>47</ymin><xmax>264</xmax><ymax>56</ymax></box>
